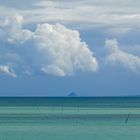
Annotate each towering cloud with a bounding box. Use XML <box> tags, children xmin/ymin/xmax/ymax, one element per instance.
<box><xmin>0</xmin><ymin>14</ymin><xmax>98</xmax><ymax>77</ymax></box>
<box><xmin>105</xmin><ymin>39</ymin><xmax>140</xmax><ymax>73</ymax></box>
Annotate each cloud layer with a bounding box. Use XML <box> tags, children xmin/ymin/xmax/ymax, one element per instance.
<box><xmin>1</xmin><ymin>0</ymin><xmax>140</xmax><ymax>30</ymax></box>
<box><xmin>0</xmin><ymin>14</ymin><xmax>98</xmax><ymax>77</ymax></box>
<box><xmin>22</xmin><ymin>0</ymin><xmax>140</xmax><ymax>32</ymax></box>
<box><xmin>105</xmin><ymin>39</ymin><xmax>140</xmax><ymax>73</ymax></box>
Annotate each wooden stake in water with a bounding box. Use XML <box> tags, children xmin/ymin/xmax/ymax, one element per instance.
<box><xmin>77</xmin><ymin>105</ymin><xmax>79</xmax><ymax>112</ymax></box>
<box><xmin>61</xmin><ymin>107</ymin><xmax>63</xmax><ymax>115</ymax></box>
<box><xmin>51</xmin><ymin>105</ymin><xmax>54</xmax><ymax>112</ymax></box>
<box><xmin>125</xmin><ymin>113</ymin><xmax>130</xmax><ymax>123</ymax></box>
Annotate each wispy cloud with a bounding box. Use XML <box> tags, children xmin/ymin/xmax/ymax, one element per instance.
<box><xmin>0</xmin><ymin>65</ymin><xmax>17</xmax><ymax>77</ymax></box>
<box><xmin>1</xmin><ymin>0</ymin><xmax>140</xmax><ymax>30</ymax></box>
<box><xmin>22</xmin><ymin>0</ymin><xmax>140</xmax><ymax>29</ymax></box>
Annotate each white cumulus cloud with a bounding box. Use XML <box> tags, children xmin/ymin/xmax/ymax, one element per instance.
<box><xmin>105</xmin><ymin>39</ymin><xmax>140</xmax><ymax>73</ymax></box>
<box><xmin>0</xmin><ymin>14</ymin><xmax>98</xmax><ymax>77</ymax></box>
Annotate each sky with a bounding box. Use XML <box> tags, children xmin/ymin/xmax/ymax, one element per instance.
<box><xmin>0</xmin><ymin>0</ymin><xmax>140</xmax><ymax>96</ymax></box>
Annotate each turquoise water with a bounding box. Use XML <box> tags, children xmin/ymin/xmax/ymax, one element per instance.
<box><xmin>0</xmin><ymin>97</ymin><xmax>140</xmax><ymax>140</ymax></box>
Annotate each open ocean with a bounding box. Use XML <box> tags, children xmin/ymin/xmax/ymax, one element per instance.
<box><xmin>0</xmin><ymin>97</ymin><xmax>140</xmax><ymax>140</ymax></box>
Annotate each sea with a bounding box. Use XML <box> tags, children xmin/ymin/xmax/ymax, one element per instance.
<box><xmin>0</xmin><ymin>97</ymin><xmax>140</xmax><ymax>140</ymax></box>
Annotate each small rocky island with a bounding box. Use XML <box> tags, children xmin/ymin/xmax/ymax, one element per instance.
<box><xmin>68</xmin><ymin>92</ymin><xmax>78</xmax><ymax>97</ymax></box>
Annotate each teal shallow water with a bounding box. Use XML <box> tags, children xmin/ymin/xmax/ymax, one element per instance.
<box><xmin>0</xmin><ymin>97</ymin><xmax>140</xmax><ymax>140</ymax></box>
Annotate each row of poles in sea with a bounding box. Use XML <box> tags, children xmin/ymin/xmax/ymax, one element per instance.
<box><xmin>35</xmin><ymin>106</ymin><xmax>131</xmax><ymax>123</ymax></box>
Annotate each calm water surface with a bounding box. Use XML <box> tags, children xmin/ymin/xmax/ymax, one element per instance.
<box><xmin>0</xmin><ymin>97</ymin><xmax>140</xmax><ymax>140</ymax></box>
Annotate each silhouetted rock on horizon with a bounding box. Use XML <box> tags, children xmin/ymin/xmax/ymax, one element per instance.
<box><xmin>68</xmin><ymin>92</ymin><xmax>78</xmax><ymax>97</ymax></box>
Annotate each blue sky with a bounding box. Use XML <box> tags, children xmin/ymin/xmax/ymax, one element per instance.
<box><xmin>0</xmin><ymin>0</ymin><xmax>140</xmax><ymax>96</ymax></box>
